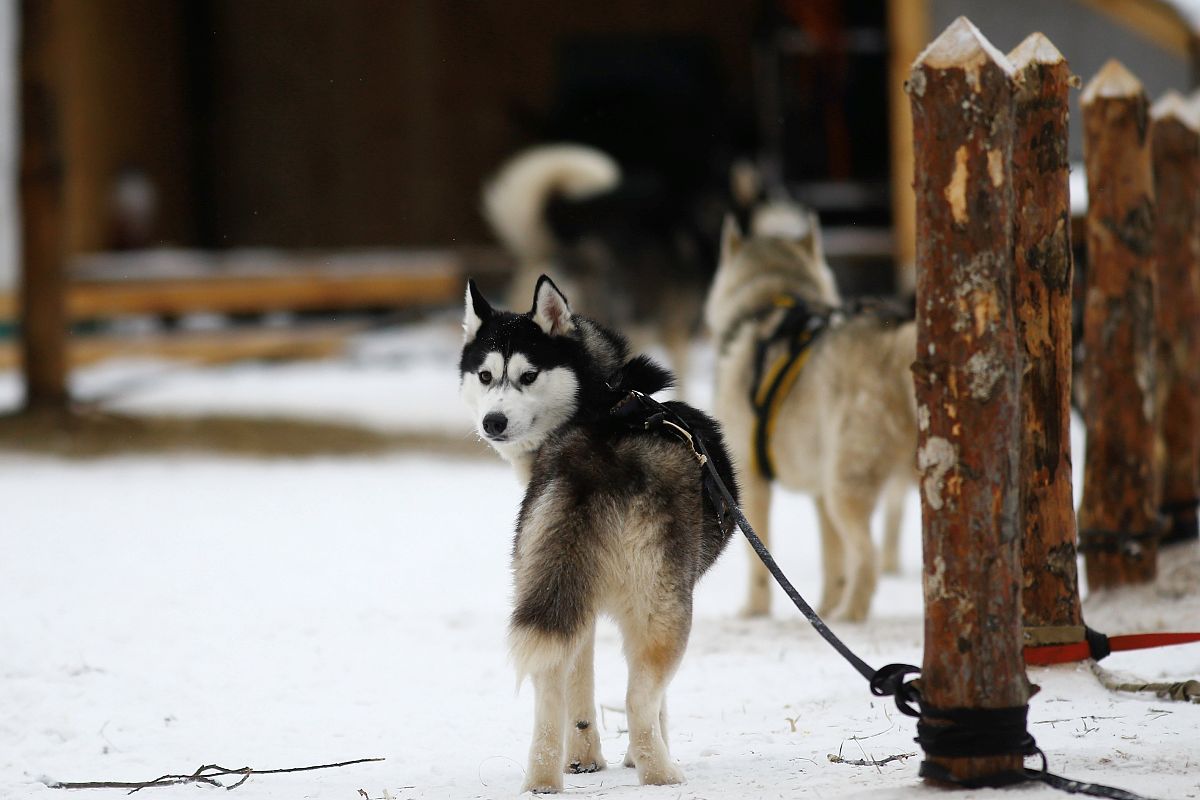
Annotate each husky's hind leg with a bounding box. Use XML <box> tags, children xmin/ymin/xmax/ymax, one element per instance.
<box><xmin>626</xmin><ymin>701</ymin><xmax>669</xmax><ymax>766</ymax></box>
<box><xmin>510</xmin><ymin>618</ymin><xmax>591</xmax><ymax>791</ymax></box>
<box><xmin>510</xmin><ymin>484</ymin><xmax>602</xmax><ymax>791</ymax></box>
<box><xmin>511</xmin><ymin>624</ymin><xmax>582</xmax><ymax>793</ymax></box>
<box><xmin>815</xmin><ymin>496</ymin><xmax>848</xmax><ymax>616</ymax></box>
<box><xmin>825</xmin><ymin>486</ymin><xmax>879</xmax><ymax>622</ymax></box>
<box><xmin>880</xmin><ymin>478</ymin><xmax>906</xmax><ymax>575</ymax></box>
<box><xmin>564</xmin><ymin>622</ymin><xmax>606</xmax><ymax>774</ymax></box>
<box><xmin>619</xmin><ymin>609</ymin><xmax>689</xmax><ymax>785</ymax></box>
<box><xmin>524</xmin><ymin>659</ymin><xmax>569</xmax><ymax>793</ymax></box>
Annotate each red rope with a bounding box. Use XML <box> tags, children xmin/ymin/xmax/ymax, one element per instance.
<box><xmin>1024</xmin><ymin>632</ymin><xmax>1200</xmax><ymax>665</ymax></box>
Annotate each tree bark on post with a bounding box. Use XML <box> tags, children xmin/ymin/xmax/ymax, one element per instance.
<box><xmin>19</xmin><ymin>0</ymin><xmax>70</xmax><ymax>412</ymax></box>
<box><xmin>1150</xmin><ymin>92</ymin><xmax>1200</xmax><ymax>548</ymax></box>
<box><xmin>908</xmin><ymin>17</ymin><xmax>1030</xmax><ymax>785</ymax></box>
<box><xmin>1008</xmin><ymin>34</ymin><xmax>1084</xmax><ymax>638</ymax></box>
<box><xmin>1078</xmin><ymin>61</ymin><xmax>1160</xmax><ymax>588</ymax></box>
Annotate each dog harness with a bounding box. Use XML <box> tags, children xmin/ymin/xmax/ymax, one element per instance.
<box><xmin>743</xmin><ymin>295</ymin><xmax>916</xmax><ymax>481</ymax></box>
<box><xmin>609</xmin><ymin>389</ymin><xmax>736</xmax><ymax>535</ymax></box>
<box><xmin>748</xmin><ymin>296</ymin><xmax>835</xmax><ymax>480</ymax></box>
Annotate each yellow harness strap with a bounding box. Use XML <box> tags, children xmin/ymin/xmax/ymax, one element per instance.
<box><xmin>749</xmin><ymin>294</ymin><xmax>827</xmax><ymax>480</ymax></box>
<box><xmin>752</xmin><ymin>335</ymin><xmax>815</xmax><ymax>478</ymax></box>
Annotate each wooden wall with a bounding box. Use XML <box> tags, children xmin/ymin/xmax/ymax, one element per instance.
<box><xmin>60</xmin><ymin>0</ymin><xmax>194</xmax><ymax>254</ymax></box>
<box><xmin>53</xmin><ymin>1</ymin><xmax>756</xmax><ymax>252</ymax></box>
<box><xmin>193</xmin><ymin>0</ymin><xmax>757</xmax><ymax>248</ymax></box>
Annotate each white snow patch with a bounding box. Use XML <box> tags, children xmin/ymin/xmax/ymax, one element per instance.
<box><xmin>1</xmin><ymin>326</ymin><xmax>1197</xmax><ymax>799</ymax></box>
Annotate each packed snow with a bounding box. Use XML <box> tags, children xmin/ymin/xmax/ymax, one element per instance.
<box><xmin>2</xmin><ymin>318</ymin><xmax>1199</xmax><ymax>800</ymax></box>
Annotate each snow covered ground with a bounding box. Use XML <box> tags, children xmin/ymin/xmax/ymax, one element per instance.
<box><xmin>3</xmin><ymin>319</ymin><xmax>1199</xmax><ymax>800</ymax></box>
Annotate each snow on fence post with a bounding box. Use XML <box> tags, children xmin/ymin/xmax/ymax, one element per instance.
<box><xmin>1007</xmin><ymin>33</ymin><xmax>1084</xmax><ymax>636</ymax></box>
<box><xmin>1150</xmin><ymin>92</ymin><xmax>1200</xmax><ymax>549</ymax></box>
<box><xmin>908</xmin><ymin>17</ymin><xmax>1030</xmax><ymax>785</ymax></box>
<box><xmin>19</xmin><ymin>0</ymin><xmax>70</xmax><ymax>412</ymax></box>
<box><xmin>1078</xmin><ymin>60</ymin><xmax>1160</xmax><ymax>589</ymax></box>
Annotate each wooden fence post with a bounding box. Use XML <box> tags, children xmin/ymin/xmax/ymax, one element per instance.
<box><xmin>1008</xmin><ymin>33</ymin><xmax>1083</xmax><ymax>635</ymax></box>
<box><xmin>908</xmin><ymin>17</ymin><xmax>1030</xmax><ymax>785</ymax></box>
<box><xmin>19</xmin><ymin>0</ymin><xmax>70</xmax><ymax>412</ymax></box>
<box><xmin>1078</xmin><ymin>60</ymin><xmax>1160</xmax><ymax>588</ymax></box>
<box><xmin>1150</xmin><ymin>92</ymin><xmax>1200</xmax><ymax>548</ymax></box>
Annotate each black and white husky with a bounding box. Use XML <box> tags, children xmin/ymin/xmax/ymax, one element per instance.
<box><xmin>459</xmin><ymin>275</ymin><xmax>738</xmax><ymax>792</ymax></box>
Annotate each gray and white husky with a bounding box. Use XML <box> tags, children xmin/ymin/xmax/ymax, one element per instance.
<box><xmin>706</xmin><ymin>211</ymin><xmax>918</xmax><ymax>621</ymax></box>
<box><xmin>460</xmin><ymin>275</ymin><xmax>738</xmax><ymax>792</ymax></box>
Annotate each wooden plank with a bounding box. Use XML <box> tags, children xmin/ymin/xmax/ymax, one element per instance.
<box><xmin>1008</xmin><ymin>33</ymin><xmax>1084</xmax><ymax>633</ymax></box>
<box><xmin>67</xmin><ymin>271</ymin><xmax>459</xmax><ymax>318</ymax></box>
<box><xmin>0</xmin><ymin>323</ymin><xmax>363</xmax><ymax>371</ymax></box>
<box><xmin>1078</xmin><ymin>60</ymin><xmax>1160</xmax><ymax>588</ymax></box>
<box><xmin>19</xmin><ymin>0</ymin><xmax>70</xmax><ymax>410</ymax></box>
<box><xmin>0</xmin><ymin>249</ymin><xmax>470</xmax><ymax>322</ymax></box>
<box><xmin>908</xmin><ymin>16</ymin><xmax>1027</xmax><ymax>787</ymax></box>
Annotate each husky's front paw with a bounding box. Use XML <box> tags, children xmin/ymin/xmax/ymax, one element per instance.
<box><xmin>638</xmin><ymin>760</ymin><xmax>685</xmax><ymax>786</ymax></box>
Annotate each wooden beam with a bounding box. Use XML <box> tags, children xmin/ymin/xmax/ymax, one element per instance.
<box><xmin>887</xmin><ymin>0</ymin><xmax>929</xmax><ymax>294</ymax></box>
<box><xmin>1150</xmin><ymin>91</ymin><xmax>1200</xmax><ymax>546</ymax></box>
<box><xmin>19</xmin><ymin>0</ymin><xmax>70</xmax><ymax>410</ymax></box>
<box><xmin>908</xmin><ymin>16</ymin><xmax>1028</xmax><ymax>787</ymax></box>
<box><xmin>67</xmin><ymin>271</ymin><xmax>459</xmax><ymax>318</ymax></box>
<box><xmin>0</xmin><ymin>250</ymin><xmax>467</xmax><ymax>322</ymax></box>
<box><xmin>1078</xmin><ymin>59</ymin><xmax>1160</xmax><ymax>588</ymax></box>
<box><xmin>1009</xmin><ymin>33</ymin><xmax>1084</xmax><ymax>633</ymax></box>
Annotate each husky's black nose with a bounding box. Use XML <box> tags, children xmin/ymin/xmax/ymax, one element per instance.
<box><xmin>482</xmin><ymin>412</ymin><xmax>508</xmax><ymax>437</ymax></box>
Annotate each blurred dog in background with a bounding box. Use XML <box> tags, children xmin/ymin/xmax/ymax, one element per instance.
<box><xmin>482</xmin><ymin>143</ymin><xmax>753</xmax><ymax>384</ymax></box>
<box><xmin>705</xmin><ymin>207</ymin><xmax>916</xmax><ymax>621</ymax></box>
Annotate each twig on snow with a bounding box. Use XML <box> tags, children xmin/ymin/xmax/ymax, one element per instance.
<box><xmin>47</xmin><ymin>757</ymin><xmax>386</xmax><ymax>793</ymax></box>
<box><xmin>827</xmin><ymin>751</ymin><xmax>916</xmax><ymax>768</ymax></box>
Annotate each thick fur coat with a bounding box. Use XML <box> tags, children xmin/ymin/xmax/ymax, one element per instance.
<box><xmin>705</xmin><ymin>213</ymin><xmax>918</xmax><ymax>621</ymax></box>
<box><xmin>460</xmin><ymin>276</ymin><xmax>738</xmax><ymax>792</ymax></box>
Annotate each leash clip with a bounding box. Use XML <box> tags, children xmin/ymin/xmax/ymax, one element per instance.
<box><xmin>660</xmin><ymin>419</ymin><xmax>708</xmax><ymax>467</ymax></box>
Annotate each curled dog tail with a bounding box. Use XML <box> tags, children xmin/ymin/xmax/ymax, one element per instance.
<box><xmin>482</xmin><ymin>144</ymin><xmax>620</xmax><ymax>263</ymax></box>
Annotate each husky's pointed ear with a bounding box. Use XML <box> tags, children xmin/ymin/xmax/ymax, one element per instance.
<box><xmin>463</xmin><ymin>279</ymin><xmax>493</xmax><ymax>343</ymax></box>
<box><xmin>531</xmin><ymin>275</ymin><xmax>574</xmax><ymax>337</ymax></box>
<box><xmin>720</xmin><ymin>214</ymin><xmax>743</xmax><ymax>262</ymax></box>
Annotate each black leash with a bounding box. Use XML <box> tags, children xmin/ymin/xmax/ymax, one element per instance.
<box><xmin>610</xmin><ymin>388</ymin><xmax>1162</xmax><ymax>800</ymax></box>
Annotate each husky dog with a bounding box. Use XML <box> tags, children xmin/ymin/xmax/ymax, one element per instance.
<box><xmin>705</xmin><ymin>212</ymin><xmax>917</xmax><ymax>621</ymax></box>
<box><xmin>460</xmin><ymin>275</ymin><xmax>738</xmax><ymax>792</ymax></box>
<box><xmin>483</xmin><ymin>144</ymin><xmax>621</xmax><ymax>312</ymax></box>
<box><xmin>482</xmin><ymin>144</ymin><xmax>721</xmax><ymax>382</ymax></box>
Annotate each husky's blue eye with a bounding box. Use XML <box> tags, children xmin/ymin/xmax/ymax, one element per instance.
<box><xmin>479</xmin><ymin>370</ymin><xmax>493</xmax><ymax>384</ymax></box>
<box><xmin>520</xmin><ymin>370</ymin><xmax>539</xmax><ymax>385</ymax></box>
